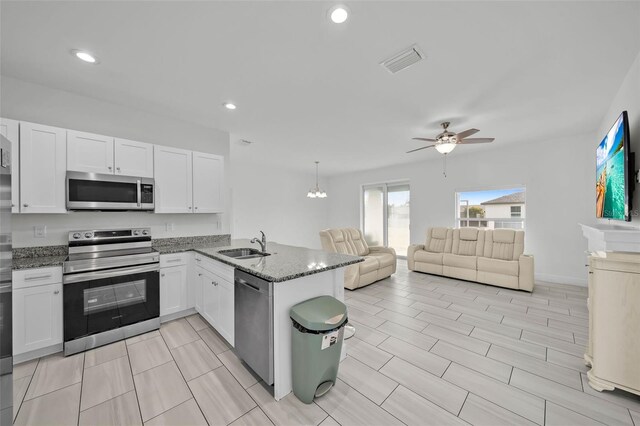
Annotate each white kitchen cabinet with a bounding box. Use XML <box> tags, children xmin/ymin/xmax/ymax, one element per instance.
<box><xmin>0</xmin><ymin>118</ymin><xmax>20</xmax><ymax>213</ymax></box>
<box><xmin>192</xmin><ymin>151</ymin><xmax>224</xmax><ymax>213</ymax></box>
<box><xmin>115</xmin><ymin>138</ymin><xmax>154</xmax><ymax>178</ymax></box>
<box><xmin>67</xmin><ymin>130</ymin><xmax>114</xmax><ymax>174</ymax></box>
<box><xmin>13</xmin><ymin>282</ymin><xmax>63</xmax><ymax>356</ymax></box>
<box><xmin>160</xmin><ymin>264</ymin><xmax>188</xmax><ymax>316</ymax></box>
<box><xmin>19</xmin><ymin>122</ymin><xmax>67</xmax><ymax>213</ymax></box>
<box><xmin>194</xmin><ymin>265</ymin><xmax>205</xmax><ymax>314</ymax></box>
<box><xmin>200</xmin><ymin>268</ymin><xmax>217</xmax><ymax>326</ymax></box>
<box><xmin>154</xmin><ymin>145</ymin><xmax>193</xmax><ymax>213</ymax></box>
<box><xmin>195</xmin><ymin>255</ymin><xmax>234</xmax><ymax>345</ymax></box>
<box><xmin>216</xmin><ymin>278</ymin><xmax>234</xmax><ymax>345</ymax></box>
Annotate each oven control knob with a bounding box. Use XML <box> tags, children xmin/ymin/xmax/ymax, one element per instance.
<box><xmin>133</xmin><ymin>230</ymin><xmax>141</xmax><ymax>236</ymax></box>
<box><xmin>72</xmin><ymin>232</ymin><xmax>81</xmax><ymax>239</ymax></box>
<box><xmin>142</xmin><ymin>230</ymin><xmax>149</xmax><ymax>236</ymax></box>
<box><xmin>84</xmin><ymin>232</ymin><xmax>93</xmax><ymax>239</ymax></box>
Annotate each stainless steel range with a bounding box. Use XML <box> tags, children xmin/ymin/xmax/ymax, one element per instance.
<box><xmin>63</xmin><ymin>228</ymin><xmax>160</xmax><ymax>356</ymax></box>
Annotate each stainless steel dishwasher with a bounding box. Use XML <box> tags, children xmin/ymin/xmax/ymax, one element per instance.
<box><xmin>234</xmin><ymin>269</ymin><xmax>274</xmax><ymax>385</ymax></box>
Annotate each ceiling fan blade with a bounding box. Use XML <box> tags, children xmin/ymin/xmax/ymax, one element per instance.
<box><xmin>412</xmin><ymin>137</ymin><xmax>437</xmax><ymax>142</ymax></box>
<box><xmin>455</xmin><ymin>128</ymin><xmax>480</xmax><ymax>140</ymax></box>
<box><xmin>406</xmin><ymin>145</ymin><xmax>435</xmax><ymax>153</ymax></box>
<box><xmin>458</xmin><ymin>138</ymin><xmax>495</xmax><ymax>144</ymax></box>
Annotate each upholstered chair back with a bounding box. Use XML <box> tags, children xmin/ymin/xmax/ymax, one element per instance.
<box><xmin>452</xmin><ymin>228</ymin><xmax>485</xmax><ymax>256</ymax></box>
<box><xmin>425</xmin><ymin>227</ymin><xmax>453</xmax><ymax>253</ymax></box>
<box><xmin>319</xmin><ymin>228</ymin><xmax>370</xmax><ymax>256</ymax></box>
<box><xmin>483</xmin><ymin>229</ymin><xmax>525</xmax><ymax>261</ymax></box>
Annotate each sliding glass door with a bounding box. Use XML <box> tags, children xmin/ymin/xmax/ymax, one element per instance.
<box><xmin>362</xmin><ymin>182</ymin><xmax>410</xmax><ymax>257</ymax></box>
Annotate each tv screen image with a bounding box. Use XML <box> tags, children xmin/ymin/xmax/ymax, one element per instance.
<box><xmin>596</xmin><ymin>112</ymin><xmax>628</xmax><ymax>220</ymax></box>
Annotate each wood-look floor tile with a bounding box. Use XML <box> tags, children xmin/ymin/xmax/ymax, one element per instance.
<box><xmin>415</xmin><ymin>311</ymin><xmax>474</xmax><ymax>335</ymax></box>
<box><xmin>13</xmin><ymin>376</ymin><xmax>31</xmax><ymax>420</ymax></box>
<box><xmin>378</xmin><ymin>337</ymin><xmax>450</xmax><ymax>377</ymax></box>
<box><xmin>218</xmin><ymin>349</ymin><xmax>261</xmax><ymax>389</ymax></box>
<box><xmin>15</xmin><ymin>383</ymin><xmax>81</xmax><ymax>426</ymax></box>
<box><xmin>186</xmin><ymin>314</ymin><xmax>210</xmax><ymax>331</ymax></box>
<box><xmin>126</xmin><ymin>330</ymin><xmax>160</xmax><ymax>345</ymax></box>
<box><xmin>579</xmin><ymin>373</ymin><xmax>640</xmax><ymax>413</ymax></box>
<box><xmin>379</xmin><ymin>357</ymin><xmax>467</xmax><ymax>415</ymax></box>
<box><xmin>630</xmin><ymin>410</ymin><xmax>640</xmax><ymax>425</ymax></box>
<box><xmin>346</xmin><ymin>291</ymin><xmax>382</xmax><ymax>305</ymax></box>
<box><xmin>345</xmin><ymin>306</ymin><xmax>386</xmax><ymax>328</ymax></box>
<box><xmin>458</xmin><ymin>313</ymin><xmax>522</xmax><ymax>339</ymax></box>
<box><xmin>382</xmin><ymin>385</ymin><xmax>467</xmax><ymax>426</ymax></box>
<box><xmin>12</xmin><ymin>359</ymin><xmax>38</xmax><ymax>380</ymax></box>
<box><xmin>405</xmin><ymin>292</ymin><xmax>451</xmax><ymax>308</ymax></box>
<box><xmin>348</xmin><ymin>320</ymin><xmax>389</xmax><ymax>346</ymax></box>
<box><xmin>459</xmin><ymin>393</ymin><xmax>537</xmax><ymax>426</ymax></box>
<box><xmin>448</xmin><ymin>303</ymin><xmax>503</xmax><ymax>322</ymax></box>
<box><xmin>144</xmin><ymin>398</ymin><xmax>208</xmax><ymax>426</ymax></box>
<box><xmin>171</xmin><ymin>339</ymin><xmax>222</xmax><ymax>381</ymax></box>
<box><xmin>160</xmin><ymin>318</ymin><xmax>200</xmax><ymax>349</ymax></box>
<box><xmin>502</xmin><ymin>316</ymin><xmax>574</xmax><ymax>342</ymax></box>
<box><xmin>410</xmin><ymin>302</ymin><xmax>460</xmax><ymax>320</ymax></box>
<box><xmin>375</xmin><ymin>309</ymin><xmax>428</xmax><ymax>331</ymax></box>
<box><xmin>488</xmin><ymin>345</ymin><xmax>582</xmax><ymax>390</ymax></box>
<box><xmin>24</xmin><ymin>352</ymin><xmax>84</xmax><ymax>400</ymax></box>
<box><xmin>198</xmin><ymin>326</ymin><xmax>231</xmax><ymax>354</ymax></box>
<box><xmin>377</xmin><ymin>321</ymin><xmax>437</xmax><ymax>350</ymax></box>
<box><xmin>375</xmin><ymin>299</ymin><xmax>420</xmax><ymax>317</ymax></box>
<box><xmin>443</xmin><ymin>363</ymin><xmax>545</xmax><ymax>424</ymax></box>
<box><xmin>247</xmin><ymin>381</ymin><xmax>326</xmax><ymax>426</ymax></box>
<box><xmin>470</xmin><ymin>328</ymin><xmax>547</xmax><ymax>360</ymax></box>
<box><xmin>338</xmin><ymin>356</ymin><xmax>398</xmax><ymax>405</ymax></box>
<box><xmin>431</xmin><ymin>341</ymin><xmax>512</xmax><ymax>383</ymax></box>
<box><xmin>521</xmin><ymin>330</ymin><xmax>585</xmax><ymax>357</ymax></box>
<box><xmin>545</xmin><ymin>401</ymin><xmax>604</xmax><ymax>426</ymax></box>
<box><xmin>81</xmin><ymin>356</ymin><xmax>135</xmax><ymax>411</ymax></box>
<box><xmin>315</xmin><ymin>379</ymin><xmax>403</xmax><ymax>426</ymax></box>
<box><xmin>127</xmin><ymin>335</ymin><xmax>173</xmax><ymax>375</ymax></box>
<box><xmin>509</xmin><ymin>368</ymin><xmax>632</xmax><ymax>425</ymax></box>
<box><xmin>422</xmin><ymin>324</ymin><xmax>490</xmax><ymax>355</ymax></box>
<box><xmin>345</xmin><ymin>337</ymin><xmax>392</xmax><ymax>370</ymax></box>
<box><xmin>84</xmin><ymin>341</ymin><xmax>127</xmax><ymax>369</ymax></box>
<box><xmin>318</xmin><ymin>416</ymin><xmax>340</xmax><ymax>426</ymax></box>
<box><xmin>346</xmin><ymin>298</ymin><xmax>384</xmax><ymax>315</ymax></box>
<box><xmin>134</xmin><ymin>361</ymin><xmax>192</xmax><ymax>421</ymax></box>
<box><xmin>79</xmin><ymin>390</ymin><xmax>141</xmax><ymax>426</ymax></box>
<box><xmin>188</xmin><ymin>367</ymin><xmax>256</xmax><ymax>425</ymax></box>
<box><xmin>230</xmin><ymin>406</ymin><xmax>275</xmax><ymax>426</ymax></box>
<box><xmin>546</xmin><ymin>349</ymin><xmax>589</xmax><ymax>373</ymax></box>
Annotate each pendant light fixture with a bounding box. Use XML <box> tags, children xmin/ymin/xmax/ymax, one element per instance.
<box><xmin>307</xmin><ymin>161</ymin><xmax>327</xmax><ymax>198</ymax></box>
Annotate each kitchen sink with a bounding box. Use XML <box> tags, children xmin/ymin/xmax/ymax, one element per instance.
<box><xmin>218</xmin><ymin>248</ymin><xmax>271</xmax><ymax>260</ymax></box>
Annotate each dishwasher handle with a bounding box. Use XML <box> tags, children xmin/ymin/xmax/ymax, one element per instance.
<box><xmin>236</xmin><ymin>278</ymin><xmax>261</xmax><ymax>292</ymax></box>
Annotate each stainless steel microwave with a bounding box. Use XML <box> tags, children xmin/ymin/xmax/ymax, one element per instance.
<box><xmin>66</xmin><ymin>171</ymin><xmax>155</xmax><ymax>211</ymax></box>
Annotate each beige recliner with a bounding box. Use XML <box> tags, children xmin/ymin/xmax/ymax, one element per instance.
<box><xmin>319</xmin><ymin>228</ymin><xmax>397</xmax><ymax>290</ymax></box>
<box><xmin>408</xmin><ymin>227</ymin><xmax>534</xmax><ymax>292</ymax></box>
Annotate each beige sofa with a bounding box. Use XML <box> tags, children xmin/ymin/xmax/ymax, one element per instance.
<box><xmin>408</xmin><ymin>227</ymin><xmax>534</xmax><ymax>292</ymax></box>
<box><xmin>320</xmin><ymin>228</ymin><xmax>397</xmax><ymax>290</ymax></box>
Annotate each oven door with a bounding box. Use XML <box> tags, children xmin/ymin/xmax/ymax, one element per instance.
<box><xmin>66</xmin><ymin>171</ymin><xmax>154</xmax><ymax>211</ymax></box>
<box><xmin>63</xmin><ymin>264</ymin><xmax>159</xmax><ymax>343</ymax></box>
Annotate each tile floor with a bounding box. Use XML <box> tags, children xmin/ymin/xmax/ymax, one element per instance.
<box><xmin>12</xmin><ymin>261</ymin><xmax>640</xmax><ymax>425</ymax></box>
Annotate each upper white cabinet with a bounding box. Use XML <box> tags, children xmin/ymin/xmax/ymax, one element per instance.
<box><xmin>0</xmin><ymin>118</ymin><xmax>20</xmax><ymax>212</ymax></box>
<box><xmin>192</xmin><ymin>152</ymin><xmax>224</xmax><ymax>213</ymax></box>
<box><xmin>154</xmin><ymin>145</ymin><xmax>193</xmax><ymax>213</ymax></box>
<box><xmin>67</xmin><ymin>130</ymin><xmax>114</xmax><ymax>174</ymax></box>
<box><xmin>19</xmin><ymin>122</ymin><xmax>67</xmax><ymax>213</ymax></box>
<box><xmin>115</xmin><ymin>138</ymin><xmax>154</xmax><ymax>178</ymax></box>
<box><xmin>67</xmin><ymin>131</ymin><xmax>154</xmax><ymax>178</ymax></box>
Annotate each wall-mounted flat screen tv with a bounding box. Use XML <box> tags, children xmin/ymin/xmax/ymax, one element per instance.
<box><xmin>596</xmin><ymin>111</ymin><xmax>631</xmax><ymax>221</ymax></box>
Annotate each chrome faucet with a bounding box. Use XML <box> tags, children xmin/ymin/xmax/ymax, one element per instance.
<box><xmin>251</xmin><ymin>231</ymin><xmax>267</xmax><ymax>253</ymax></box>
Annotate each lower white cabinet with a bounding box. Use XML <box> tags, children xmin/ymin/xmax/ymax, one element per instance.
<box><xmin>160</xmin><ymin>264</ymin><xmax>188</xmax><ymax>316</ymax></box>
<box><xmin>194</xmin><ymin>257</ymin><xmax>234</xmax><ymax>346</ymax></box>
<box><xmin>13</xmin><ymin>282</ymin><xmax>63</xmax><ymax>356</ymax></box>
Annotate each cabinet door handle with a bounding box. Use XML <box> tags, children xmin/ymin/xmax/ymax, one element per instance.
<box><xmin>161</xmin><ymin>273</ymin><xmax>165</xmax><ymax>277</ymax></box>
<box><xmin>195</xmin><ymin>258</ymin><xmax>201</xmax><ymax>262</ymax></box>
<box><xmin>116</xmin><ymin>167</ymin><xmax>121</xmax><ymax>172</ymax></box>
<box><xmin>198</xmin><ymin>273</ymin><xmax>202</xmax><ymax>276</ymax></box>
<box><xmin>167</xmin><ymin>258</ymin><xmax>181</xmax><ymax>263</ymax></box>
<box><xmin>25</xmin><ymin>274</ymin><xmax>52</xmax><ymax>281</ymax></box>
<box><xmin>188</xmin><ymin>206</ymin><xmax>192</xmax><ymax>210</ymax></box>
<box><xmin>23</xmin><ymin>203</ymin><xmax>29</xmax><ymax>207</ymax></box>
<box><xmin>195</xmin><ymin>206</ymin><xmax>198</xmax><ymax>210</ymax></box>
<box><xmin>53</xmin><ymin>290</ymin><xmax>60</xmax><ymax>295</ymax></box>
<box><xmin>108</xmin><ymin>166</ymin><xmax>112</xmax><ymax>170</ymax></box>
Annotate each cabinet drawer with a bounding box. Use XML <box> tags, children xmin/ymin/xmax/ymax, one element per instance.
<box><xmin>13</xmin><ymin>267</ymin><xmax>63</xmax><ymax>289</ymax></box>
<box><xmin>194</xmin><ymin>254</ymin><xmax>234</xmax><ymax>282</ymax></box>
<box><xmin>160</xmin><ymin>253</ymin><xmax>190</xmax><ymax>267</ymax></box>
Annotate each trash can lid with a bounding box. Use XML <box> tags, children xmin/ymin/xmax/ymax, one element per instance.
<box><xmin>290</xmin><ymin>295</ymin><xmax>347</xmax><ymax>332</ymax></box>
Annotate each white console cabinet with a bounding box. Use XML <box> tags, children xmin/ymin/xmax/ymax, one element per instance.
<box><xmin>585</xmin><ymin>251</ymin><xmax>640</xmax><ymax>396</ymax></box>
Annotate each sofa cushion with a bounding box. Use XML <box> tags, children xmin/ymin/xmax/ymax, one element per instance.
<box><xmin>415</xmin><ymin>250</ymin><xmax>444</xmax><ymax>265</ymax></box>
<box><xmin>359</xmin><ymin>257</ymin><xmax>380</xmax><ymax>275</ymax></box>
<box><xmin>478</xmin><ymin>256</ymin><xmax>519</xmax><ymax>277</ymax></box>
<box><xmin>367</xmin><ymin>252</ymin><xmax>396</xmax><ymax>269</ymax></box>
<box><xmin>344</xmin><ymin>228</ymin><xmax>369</xmax><ymax>256</ymax></box>
<box><xmin>426</xmin><ymin>227</ymin><xmax>451</xmax><ymax>253</ymax></box>
<box><xmin>443</xmin><ymin>253</ymin><xmax>477</xmax><ymax>270</ymax></box>
<box><xmin>459</xmin><ymin>228</ymin><xmax>479</xmax><ymax>241</ymax></box>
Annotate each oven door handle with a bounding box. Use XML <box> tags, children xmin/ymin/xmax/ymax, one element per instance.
<box><xmin>137</xmin><ymin>179</ymin><xmax>141</xmax><ymax>208</ymax></box>
<box><xmin>63</xmin><ymin>263</ymin><xmax>159</xmax><ymax>285</ymax></box>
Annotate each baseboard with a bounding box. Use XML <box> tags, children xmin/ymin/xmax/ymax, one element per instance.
<box><xmin>536</xmin><ymin>273</ymin><xmax>587</xmax><ymax>287</ymax></box>
<box><xmin>14</xmin><ymin>343</ymin><xmax>63</xmax><ymax>364</ymax></box>
<box><xmin>160</xmin><ymin>307</ymin><xmax>197</xmax><ymax>323</ymax></box>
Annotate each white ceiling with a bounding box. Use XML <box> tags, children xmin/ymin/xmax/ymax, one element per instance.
<box><xmin>2</xmin><ymin>1</ymin><xmax>639</xmax><ymax>175</ymax></box>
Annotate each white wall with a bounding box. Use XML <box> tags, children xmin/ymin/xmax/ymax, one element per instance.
<box><xmin>327</xmin><ymin>132</ymin><xmax>594</xmax><ymax>285</ymax></box>
<box><xmin>1</xmin><ymin>76</ymin><xmax>232</xmax><ymax>246</ymax></box>
<box><xmin>598</xmin><ymin>50</ymin><xmax>640</xmax><ymax>226</ymax></box>
<box><xmin>230</xmin><ymin>138</ymin><xmax>329</xmax><ymax>249</ymax></box>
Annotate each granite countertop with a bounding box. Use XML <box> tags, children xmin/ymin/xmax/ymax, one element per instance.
<box><xmin>12</xmin><ymin>255</ymin><xmax>67</xmax><ymax>271</ymax></box>
<box><xmin>186</xmin><ymin>239</ymin><xmax>363</xmax><ymax>282</ymax></box>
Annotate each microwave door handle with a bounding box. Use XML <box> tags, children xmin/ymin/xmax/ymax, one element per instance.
<box><xmin>137</xmin><ymin>179</ymin><xmax>141</xmax><ymax>207</ymax></box>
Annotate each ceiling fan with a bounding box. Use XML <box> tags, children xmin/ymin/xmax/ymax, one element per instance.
<box><xmin>407</xmin><ymin>122</ymin><xmax>495</xmax><ymax>155</ymax></box>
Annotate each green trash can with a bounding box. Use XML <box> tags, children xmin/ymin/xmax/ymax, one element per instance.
<box><xmin>290</xmin><ymin>295</ymin><xmax>348</xmax><ymax>404</ymax></box>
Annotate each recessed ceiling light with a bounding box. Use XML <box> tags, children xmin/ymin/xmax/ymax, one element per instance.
<box><xmin>223</xmin><ymin>102</ymin><xmax>237</xmax><ymax>110</ymax></box>
<box><xmin>71</xmin><ymin>49</ymin><xmax>98</xmax><ymax>64</ymax></box>
<box><xmin>329</xmin><ymin>6</ymin><xmax>349</xmax><ymax>24</ymax></box>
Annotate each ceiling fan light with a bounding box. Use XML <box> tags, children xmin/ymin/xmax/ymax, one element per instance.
<box><xmin>435</xmin><ymin>143</ymin><xmax>456</xmax><ymax>154</ymax></box>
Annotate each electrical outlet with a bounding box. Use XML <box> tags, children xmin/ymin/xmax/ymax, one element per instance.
<box><xmin>34</xmin><ymin>225</ymin><xmax>46</xmax><ymax>238</ymax></box>
<box><xmin>165</xmin><ymin>223</ymin><xmax>174</xmax><ymax>232</ymax></box>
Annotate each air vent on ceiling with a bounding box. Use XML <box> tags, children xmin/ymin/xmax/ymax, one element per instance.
<box><xmin>380</xmin><ymin>45</ymin><xmax>425</xmax><ymax>74</ymax></box>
